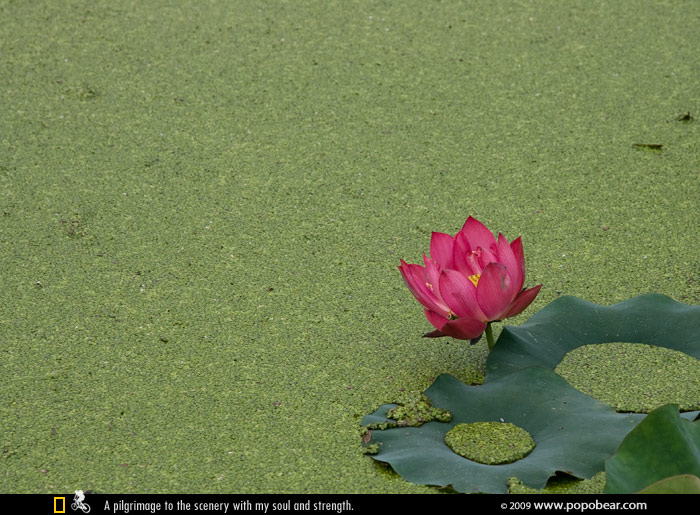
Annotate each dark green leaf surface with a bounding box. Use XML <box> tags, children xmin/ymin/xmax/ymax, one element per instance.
<box><xmin>363</xmin><ymin>367</ymin><xmax>642</xmax><ymax>493</ymax></box>
<box><xmin>604</xmin><ymin>404</ymin><xmax>700</xmax><ymax>494</ymax></box>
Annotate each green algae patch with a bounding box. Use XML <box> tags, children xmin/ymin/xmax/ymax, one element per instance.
<box><xmin>555</xmin><ymin>342</ymin><xmax>700</xmax><ymax>413</ymax></box>
<box><xmin>445</xmin><ymin>422</ymin><xmax>534</xmax><ymax>465</ymax></box>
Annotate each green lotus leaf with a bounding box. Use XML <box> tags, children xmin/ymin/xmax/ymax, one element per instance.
<box><xmin>637</xmin><ymin>475</ymin><xmax>700</xmax><ymax>494</ymax></box>
<box><xmin>362</xmin><ymin>367</ymin><xmax>642</xmax><ymax>494</ymax></box>
<box><xmin>604</xmin><ymin>404</ymin><xmax>700</xmax><ymax>494</ymax></box>
<box><xmin>486</xmin><ymin>294</ymin><xmax>700</xmax><ymax>414</ymax></box>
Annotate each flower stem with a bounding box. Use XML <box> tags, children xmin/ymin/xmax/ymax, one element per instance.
<box><xmin>485</xmin><ymin>322</ymin><xmax>495</xmax><ymax>351</ymax></box>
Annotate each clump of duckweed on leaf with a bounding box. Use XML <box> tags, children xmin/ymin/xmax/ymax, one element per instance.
<box><xmin>555</xmin><ymin>342</ymin><xmax>700</xmax><ymax>413</ymax></box>
<box><xmin>445</xmin><ymin>422</ymin><xmax>535</xmax><ymax>465</ymax></box>
<box><xmin>361</xmin><ymin>444</ymin><xmax>380</xmax><ymax>455</ymax></box>
<box><xmin>385</xmin><ymin>394</ymin><xmax>452</xmax><ymax>427</ymax></box>
<box><xmin>360</xmin><ymin>428</ymin><xmax>379</xmax><ymax>455</ymax></box>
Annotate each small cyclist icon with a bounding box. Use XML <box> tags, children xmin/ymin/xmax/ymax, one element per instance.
<box><xmin>71</xmin><ymin>490</ymin><xmax>91</xmax><ymax>514</ymax></box>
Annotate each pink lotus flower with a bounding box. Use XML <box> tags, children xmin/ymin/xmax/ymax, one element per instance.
<box><xmin>399</xmin><ymin>216</ymin><xmax>541</xmax><ymax>346</ymax></box>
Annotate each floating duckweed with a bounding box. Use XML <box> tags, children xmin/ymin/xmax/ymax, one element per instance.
<box><xmin>555</xmin><ymin>342</ymin><xmax>700</xmax><ymax>413</ymax></box>
<box><xmin>445</xmin><ymin>422</ymin><xmax>535</xmax><ymax>465</ymax></box>
<box><xmin>385</xmin><ymin>394</ymin><xmax>451</xmax><ymax>427</ymax></box>
<box><xmin>508</xmin><ymin>472</ymin><xmax>606</xmax><ymax>494</ymax></box>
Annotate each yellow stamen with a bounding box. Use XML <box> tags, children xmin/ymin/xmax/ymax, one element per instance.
<box><xmin>468</xmin><ymin>274</ymin><xmax>480</xmax><ymax>287</ymax></box>
<box><xmin>425</xmin><ymin>282</ymin><xmax>433</xmax><ymax>291</ymax></box>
